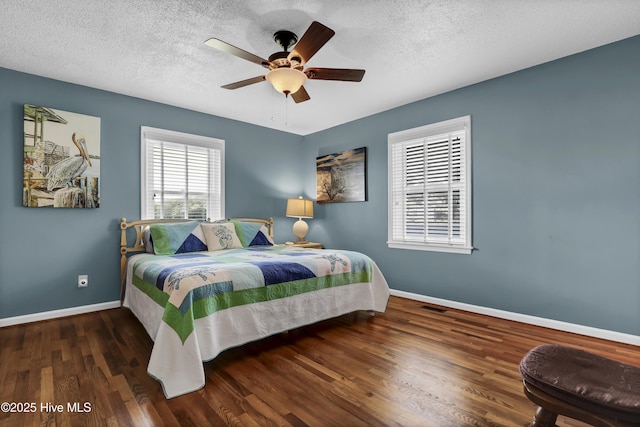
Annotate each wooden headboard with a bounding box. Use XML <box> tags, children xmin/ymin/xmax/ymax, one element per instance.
<box><xmin>119</xmin><ymin>217</ymin><xmax>274</xmax><ymax>300</ymax></box>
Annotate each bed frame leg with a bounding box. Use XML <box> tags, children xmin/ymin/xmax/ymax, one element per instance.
<box><xmin>367</xmin><ymin>310</ymin><xmax>376</xmax><ymax>317</ymax></box>
<box><xmin>531</xmin><ymin>406</ymin><xmax>558</xmax><ymax>427</ymax></box>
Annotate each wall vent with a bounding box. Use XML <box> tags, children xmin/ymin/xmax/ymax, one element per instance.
<box><xmin>421</xmin><ymin>305</ymin><xmax>447</xmax><ymax>313</ymax></box>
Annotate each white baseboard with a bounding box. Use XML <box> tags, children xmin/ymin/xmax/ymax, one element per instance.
<box><xmin>3</xmin><ymin>293</ymin><xmax>638</xmax><ymax>347</ymax></box>
<box><xmin>0</xmin><ymin>301</ymin><xmax>121</xmax><ymax>328</ymax></box>
<box><xmin>390</xmin><ymin>289</ymin><xmax>640</xmax><ymax>346</ymax></box>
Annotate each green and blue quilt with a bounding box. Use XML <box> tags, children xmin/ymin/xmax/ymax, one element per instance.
<box><xmin>131</xmin><ymin>246</ymin><xmax>372</xmax><ymax>343</ymax></box>
<box><xmin>125</xmin><ymin>245</ymin><xmax>390</xmax><ymax>398</ymax></box>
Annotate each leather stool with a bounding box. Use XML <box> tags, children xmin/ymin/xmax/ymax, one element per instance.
<box><xmin>519</xmin><ymin>344</ymin><xmax>640</xmax><ymax>427</ymax></box>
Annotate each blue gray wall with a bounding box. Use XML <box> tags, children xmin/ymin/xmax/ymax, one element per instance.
<box><xmin>0</xmin><ymin>68</ymin><xmax>303</xmax><ymax>318</ymax></box>
<box><xmin>303</xmin><ymin>35</ymin><xmax>640</xmax><ymax>335</ymax></box>
<box><xmin>2</xmin><ymin>35</ymin><xmax>639</xmax><ymax>336</ymax></box>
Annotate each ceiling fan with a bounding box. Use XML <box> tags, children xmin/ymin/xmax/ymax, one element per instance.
<box><xmin>204</xmin><ymin>21</ymin><xmax>365</xmax><ymax>103</ymax></box>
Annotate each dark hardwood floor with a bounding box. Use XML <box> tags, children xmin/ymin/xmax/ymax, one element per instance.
<box><xmin>1</xmin><ymin>296</ymin><xmax>638</xmax><ymax>427</ymax></box>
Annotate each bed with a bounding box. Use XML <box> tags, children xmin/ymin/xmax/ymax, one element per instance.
<box><xmin>119</xmin><ymin>217</ymin><xmax>390</xmax><ymax>398</ymax></box>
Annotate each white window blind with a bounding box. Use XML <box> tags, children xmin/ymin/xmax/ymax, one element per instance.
<box><xmin>388</xmin><ymin>116</ymin><xmax>472</xmax><ymax>254</ymax></box>
<box><xmin>141</xmin><ymin>127</ymin><xmax>224</xmax><ymax>220</ymax></box>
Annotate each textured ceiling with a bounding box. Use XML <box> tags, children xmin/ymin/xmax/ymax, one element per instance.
<box><xmin>2</xmin><ymin>1</ymin><xmax>639</xmax><ymax>135</ymax></box>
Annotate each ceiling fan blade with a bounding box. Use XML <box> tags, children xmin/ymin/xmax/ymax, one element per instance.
<box><xmin>205</xmin><ymin>38</ymin><xmax>270</xmax><ymax>68</ymax></box>
<box><xmin>287</xmin><ymin>21</ymin><xmax>335</xmax><ymax>65</ymax></box>
<box><xmin>305</xmin><ymin>68</ymin><xmax>365</xmax><ymax>82</ymax></box>
<box><xmin>291</xmin><ymin>86</ymin><xmax>310</xmax><ymax>103</ymax></box>
<box><xmin>221</xmin><ymin>75</ymin><xmax>266</xmax><ymax>90</ymax></box>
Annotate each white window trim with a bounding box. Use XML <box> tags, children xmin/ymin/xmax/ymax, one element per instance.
<box><xmin>387</xmin><ymin>116</ymin><xmax>472</xmax><ymax>254</ymax></box>
<box><xmin>140</xmin><ymin>126</ymin><xmax>225</xmax><ymax>220</ymax></box>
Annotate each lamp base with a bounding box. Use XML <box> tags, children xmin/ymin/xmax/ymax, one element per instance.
<box><xmin>292</xmin><ymin>219</ymin><xmax>309</xmax><ymax>242</ymax></box>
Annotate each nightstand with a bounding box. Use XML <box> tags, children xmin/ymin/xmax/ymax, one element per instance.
<box><xmin>284</xmin><ymin>241</ymin><xmax>324</xmax><ymax>249</ymax></box>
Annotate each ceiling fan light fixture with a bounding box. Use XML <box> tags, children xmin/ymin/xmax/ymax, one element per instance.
<box><xmin>266</xmin><ymin>68</ymin><xmax>307</xmax><ymax>95</ymax></box>
<box><xmin>207</xmin><ymin>21</ymin><xmax>362</xmax><ymax>104</ymax></box>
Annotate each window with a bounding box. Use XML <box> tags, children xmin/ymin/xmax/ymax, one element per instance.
<box><xmin>388</xmin><ymin>116</ymin><xmax>472</xmax><ymax>254</ymax></box>
<box><xmin>141</xmin><ymin>126</ymin><xmax>224</xmax><ymax>220</ymax></box>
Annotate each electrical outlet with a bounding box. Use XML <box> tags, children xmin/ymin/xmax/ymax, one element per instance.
<box><xmin>78</xmin><ymin>274</ymin><xmax>88</xmax><ymax>288</ymax></box>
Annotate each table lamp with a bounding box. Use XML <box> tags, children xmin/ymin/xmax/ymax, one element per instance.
<box><xmin>286</xmin><ymin>197</ymin><xmax>314</xmax><ymax>243</ymax></box>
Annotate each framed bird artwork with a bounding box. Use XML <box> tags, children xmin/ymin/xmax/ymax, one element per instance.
<box><xmin>23</xmin><ymin>105</ymin><xmax>100</xmax><ymax>208</ymax></box>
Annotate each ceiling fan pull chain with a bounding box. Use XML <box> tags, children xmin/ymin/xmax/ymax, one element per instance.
<box><xmin>284</xmin><ymin>95</ymin><xmax>289</xmax><ymax>127</ymax></box>
<box><xmin>271</xmin><ymin>87</ymin><xmax>277</xmax><ymax>122</ymax></box>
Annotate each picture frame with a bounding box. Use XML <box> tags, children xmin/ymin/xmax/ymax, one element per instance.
<box><xmin>23</xmin><ymin>104</ymin><xmax>100</xmax><ymax>208</ymax></box>
<box><xmin>316</xmin><ymin>147</ymin><xmax>367</xmax><ymax>203</ymax></box>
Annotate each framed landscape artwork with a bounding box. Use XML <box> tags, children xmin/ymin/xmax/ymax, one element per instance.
<box><xmin>316</xmin><ymin>147</ymin><xmax>367</xmax><ymax>203</ymax></box>
<box><xmin>23</xmin><ymin>104</ymin><xmax>100</xmax><ymax>208</ymax></box>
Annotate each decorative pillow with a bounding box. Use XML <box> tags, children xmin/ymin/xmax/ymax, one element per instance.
<box><xmin>149</xmin><ymin>221</ymin><xmax>207</xmax><ymax>255</ymax></box>
<box><xmin>201</xmin><ymin>222</ymin><xmax>243</xmax><ymax>251</ymax></box>
<box><xmin>143</xmin><ymin>227</ymin><xmax>154</xmax><ymax>253</ymax></box>
<box><xmin>232</xmin><ymin>221</ymin><xmax>274</xmax><ymax>247</ymax></box>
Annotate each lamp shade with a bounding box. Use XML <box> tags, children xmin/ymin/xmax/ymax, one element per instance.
<box><xmin>266</xmin><ymin>68</ymin><xmax>307</xmax><ymax>95</ymax></box>
<box><xmin>286</xmin><ymin>197</ymin><xmax>313</xmax><ymax>219</ymax></box>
